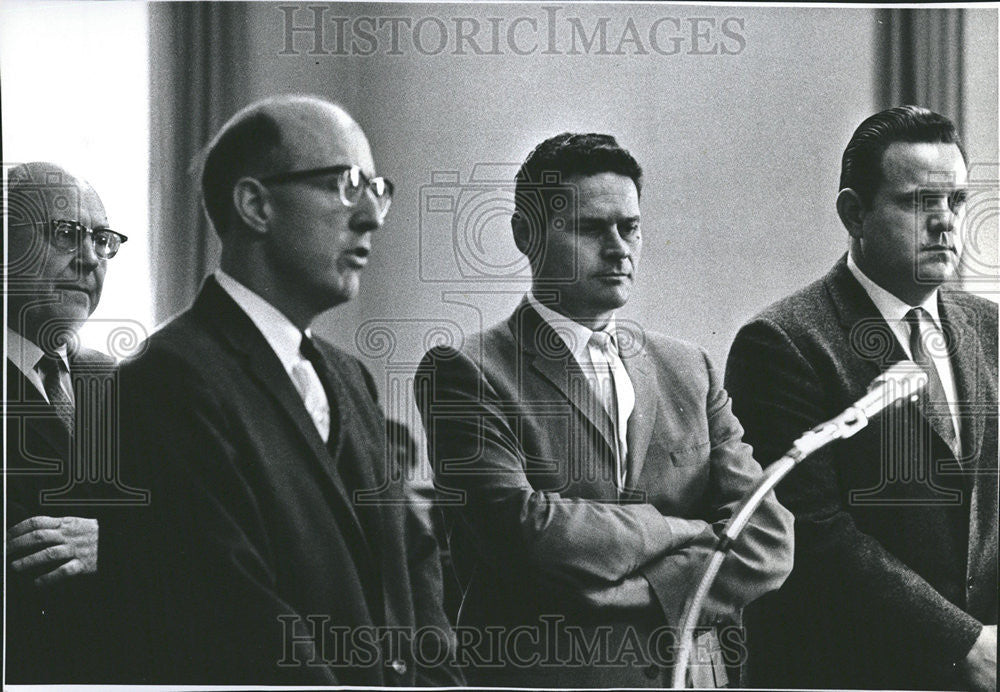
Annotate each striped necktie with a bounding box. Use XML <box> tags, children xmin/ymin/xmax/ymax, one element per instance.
<box><xmin>37</xmin><ymin>353</ymin><xmax>75</xmax><ymax>431</ymax></box>
<box><xmin>904</xmin><ymin>307</ymin><xmax>959</xmax><ymax>454</ymax></box>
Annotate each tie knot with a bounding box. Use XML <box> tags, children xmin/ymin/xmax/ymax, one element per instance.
<box><xmin>300</xmin><ymin>332</ymin><xmax>320</xmax><ymax>360</ymax></box>
<box><xmin>37</xmin><ymin>352</ymin><xmax>67</xmax><ymax>376</ymax></box>
<box><xmin>905</xmin><ymin>307</ymin><xmax>928</xmax><ymax>328</ymax></box>
<box><xmin>589</xmin><ymin>329</ymin><xmax>615</xmax><ymax>355</ymax></box>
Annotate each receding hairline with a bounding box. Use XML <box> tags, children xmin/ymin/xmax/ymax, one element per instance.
<box><xmin>208</xmin><ymin>95</ymin><xmax>363</xmax><ymax>165</ymax></box>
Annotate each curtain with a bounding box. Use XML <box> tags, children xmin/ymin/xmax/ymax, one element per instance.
<box><xmin>148</xmin><ymin>3</ymin><xmax>251</xmax><ymax>324</ymax></box>
<box><xmin>876</xmin><ymin>9</ymin><xmax>964</xmax><ymax>128</ymax></box>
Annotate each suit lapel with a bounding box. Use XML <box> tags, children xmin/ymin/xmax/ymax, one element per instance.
<box><xmin>509</xmin><ymin>301</ymin><xmax>619</xmax><ymax>461</ymax></box>
<box><xmin>826</xmin><ymin>257</ymin><xmax>961</xmax><ymax>458</ymax></box>
<box><xmin>312</xmin><ymin>339</ymin><xmax>385</xmax><ymax>552</ymax></box>
<box><xmin>619</xmin><ymin>326</ymin><xmax>657</xmax><ymax>488</ymax></box>
<box><xmin>191</xmin><ymin>278</ymin><xmax>373</xmax><ymax>559</ymax></box>
<box><xmin>825</xmin><ymin>257</ymin><xmax>906</xmax><ymax>387</ymax></box>
<box><xmin>5</xmin><ymin>357</ymin><xmax>69</xmax><ymax>473</ymax></box>
<box><xmin>939</xmin><ymin>291</ymin><xmax>989</xmax><ymax>464</ymax></box>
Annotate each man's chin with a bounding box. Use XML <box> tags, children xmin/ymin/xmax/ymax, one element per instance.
<box><xmin>917</xmin><ymin>258</ymin><xmax>959</xmax><ymax>286</ymax></box>
<box><xmin>599</xmin><ymin>285</ymin><xmax>632</xmax><ymax>309</ymax></box>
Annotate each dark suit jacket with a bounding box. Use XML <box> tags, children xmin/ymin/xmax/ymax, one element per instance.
<box><xmin>5</xmin><ymin>342</ymin><xmax>118</xmax><ymax>682</ymax></box>
<box><xmin>415</xmin><ymin>299</ymin><xmax>793</xmax><ymax>687</ymax></box>
<box><xmin>105</xmin><ymin>278</ymin><xmax>462</xmax><ymax>685</ymax></box>
<box><xmin>725</xmin><ymin>256</ymin><xmax>998</xmax><ymax>690</ymax></box>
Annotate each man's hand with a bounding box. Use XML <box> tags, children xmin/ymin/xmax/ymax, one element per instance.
<box><xmin>959</xmin><ymin>625</ymin><xmax>996</xmax><ymax>692</ymax></box>
<box><xmin>577</xmin><ymin>575</ymin><xmax>655</xmax><ymax>613</ymax></box>
<box><xmin>7</xmin><ymin>516</ymin><xmax>99</xmax><ymax>587</ymax></box>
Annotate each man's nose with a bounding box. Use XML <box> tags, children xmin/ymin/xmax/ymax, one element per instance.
<box><xmin>602</xmin><ymin>229</ymin><xmax>631</xmax><ymax>257</ymax></box>
<box><xmin>75</xmin><ymin>232</ymin><xmax>102</xmax><ymax>268</ymax></box>
<box><xmin>348</xmin><ymin>189</ymin><xmax>384</xmax><ymax>234</ymax></box>
<box><xmin>927</xmin><ymin>206</ymin><xmax>959</xmax><ymax>240</ymax></box>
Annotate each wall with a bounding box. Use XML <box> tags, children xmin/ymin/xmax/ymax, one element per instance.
<box><xmin>962</xmin><ymin>9</ymin><xmax>999</xmax><ymax>300</ymax></box>
<box><xmin>224</xmin><ymin>2</ymin><xmax>883</xmax><ymax>407</ymax></box>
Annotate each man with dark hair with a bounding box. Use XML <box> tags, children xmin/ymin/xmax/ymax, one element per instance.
<box><xmin>416</xmin><ymin>132</ymin><xmax>793</xmax><ymax>687</ymax></box>
<box><xmin>726</xmin><ymin>106</ymin><xmax>997</xmax><ymax>691</ymax></box>
<box><xmin>108</xmin><ymin>95</ymin><xmax>462</xmax><ymax>685</ymax></box>
<box><xmin>4</xmin><ymin>162</ymin><xmax>127</xmax><ymax>681</ymax></box>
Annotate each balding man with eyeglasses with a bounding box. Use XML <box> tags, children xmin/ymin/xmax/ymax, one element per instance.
<box><xmin>4</xmin><ymin>161</ymin><xmax>128</xmax><ymax>682</ymax></box>
<box><xmin>106</xmin><ymin>95</ymin><xmax>462</xmax><ymax>685</ymax></box>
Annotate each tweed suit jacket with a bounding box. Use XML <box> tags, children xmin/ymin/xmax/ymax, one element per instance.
<box><xmin>725</xmin><ymin>255</ymin><xmax>998</xmax><ymax>689</ymax></box>
<box><xmin>5</xmin><ymin>342</ymin><xmax>118</xmax><ymax>682</ymax></box>
<box><xmin>416</xmin><ymin>299</ymin><xmax>793</xmax><ymax>687</ymax></box>
<box><xmin>103</xmin><ymin>277</ymin><xmax>462</xmax><ymax>685</ymax></box>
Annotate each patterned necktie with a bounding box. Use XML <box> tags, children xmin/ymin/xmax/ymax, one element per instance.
<box><xmin>36</xmin><ymin>353</ymin><xmax>75</xmax><ymax>431</ymax></box>
<box><xmin>589</xmin><ymin>330</ymin><xmax>635</xmax><ymax>491</ymax></box>
<box><xmin>903</xmin><ymin>307</ymin><xmax>958</xmax><ymax>453</ymax></box>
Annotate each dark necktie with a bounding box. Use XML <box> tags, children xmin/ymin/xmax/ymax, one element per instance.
<box><xmin>903</xmin><ymin>307</ymin><xmax>958</xmax><ymax>453</ymax></box>
<box><xmin>37</xmin><ymin>353</ymin><xmax>75</xmax><ymax>431</ymax></box>
<box><xmin>299</xmin><ymin>333</ymin><xmax>342</xmax><ymax>455</ymax></box>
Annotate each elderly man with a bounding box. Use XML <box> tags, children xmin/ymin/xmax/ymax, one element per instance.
<box><xmin>108</xmin><ymin>95</ymin><xmax>462</xmax><ymax>685</ymax></box>
<box><xmin>416</xmin><ymin>132</ymin><xmax>793</xmax><ymax>687</ymax></box>
<box><xmin>5</xmin><ymin>162</ymin><xmax>127</xmax><ymax>681</ymax></box>
<box><xmin>726</xmin><ymin>106</ymin><xmax>997</xmax><ymax>691</ymax></box>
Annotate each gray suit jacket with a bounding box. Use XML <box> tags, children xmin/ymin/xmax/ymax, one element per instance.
<box><xmin>416</xmin><ymin>299</ymin><xmax>793</xmax><ymax>687</ymax></box>
<box><xmin>726</xmin><ymin>256</ymin><xmax>998</xmax><ymax>689</ymax></box>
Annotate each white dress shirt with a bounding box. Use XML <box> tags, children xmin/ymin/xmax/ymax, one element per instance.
<box><xmin>215</xmin><ymin>270</ymin><xmax>330</xmax><ymax>442</ymax></box>
<box><xmin>846</xmin><ymin>252</ymin><xmax>960</xmax><ymax>440</ymax></box>
<box><xmin>528</xmin><ymin>292</ymin><xmax>636</xmax><ymax>490</ymax></box>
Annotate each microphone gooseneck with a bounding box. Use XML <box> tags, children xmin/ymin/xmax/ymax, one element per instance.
<box><xmin>670</xmin><ymin>362</ymin><xmax>928</xmax><ymax>689</ymax></box>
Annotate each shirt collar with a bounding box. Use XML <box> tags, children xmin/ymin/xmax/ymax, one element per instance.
<box><xmin>527</xmin><ymin>291</ymin><xmax>618</xmax><ymax>362</ymax></box>
<box><xmin>6</xmin><ymin>327</ymin><xmax>69</xmax><ymax>374</ymax></box>
<box><xmin>846</xmin><ymin>251</ymin><xmax>941</xmax><ymax>327</ymax></box>
<box><xmin>215</xmin><ymin>270</ymin><xmax>308</xmax><ymax>375</ymax></box>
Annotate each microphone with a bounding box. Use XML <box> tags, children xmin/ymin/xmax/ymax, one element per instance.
<box><xmin>671</xmin><ymin>362</ymin><xmax>929</xmax><ymax>689</ymax></box>
<box><xmin>790</xmin><ymin>361</ymin><xmax>929</xmax><ymax>460</ymax></box>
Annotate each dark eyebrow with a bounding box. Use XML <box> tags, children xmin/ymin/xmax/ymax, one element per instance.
<box><xmin>577</xmin><ymin>215</ymin><xmax>641</xmax><ymax>224</ymax></box>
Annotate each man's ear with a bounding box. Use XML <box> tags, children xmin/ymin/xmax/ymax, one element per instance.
<box><xmin>512</xmin><ymin>210</ymin><xmax>536</xmax><ymax>258</ymax></box>
<box><xmin>836</xmin><ymin>188</ymin><xmax>866</xmax><ymax>239</ymax></box>
<box><xmin>232</xmin><ymin>177</ymin><xmax>271</xmax><ymax>236</ymax></box>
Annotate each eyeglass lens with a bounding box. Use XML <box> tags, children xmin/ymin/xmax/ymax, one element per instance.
<box><xmin>51</xmin><ymin>220</ymin><xmax>124</xmax><ymax>259</ymax></box>
<box><xmin>338</xmin><ymin>167</ymin><xmax>392</xmax><ymax>217</ymax></box>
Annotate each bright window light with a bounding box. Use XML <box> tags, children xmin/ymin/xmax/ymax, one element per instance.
<box><xmin>2</xmin><ymin>0</ymin><xmax>151</xmax><ymax>358</ymax></box>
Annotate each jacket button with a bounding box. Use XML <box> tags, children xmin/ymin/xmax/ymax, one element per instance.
<box><xmin>967</xmin><ymin>576</ymin><xmax>975</xmax><ymax>587</ymax></box>
<box><xmin>644</xmin><ymin>664</ymin><xmax>660</xmax><ymax>679</ymax></box>
<box><xmin>390</xmin><ymin>658</ymin><xmax>407</xmax><ymax>675</ymax></box>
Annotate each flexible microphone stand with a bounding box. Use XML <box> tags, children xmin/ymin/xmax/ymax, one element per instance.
<box><xmin>670</xmin><ymin>362</ymin><xmax>928</xmax><ymax>689</ymax></box>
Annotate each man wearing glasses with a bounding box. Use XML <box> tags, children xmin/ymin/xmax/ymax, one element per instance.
<box><xmin>4</xmin><ymin>161</ymin><xmax>127</xmax><ymax>682</ymax></box>
<box><xmin>107</xmin><ymin>95</ymin><xmax>462</xmax><ymax>685</ymax></box>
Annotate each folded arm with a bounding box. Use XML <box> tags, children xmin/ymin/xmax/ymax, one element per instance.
<box><xmin>642</xmin><ymin>347</ymin><xmax>794</xmax><ymax>625</ymax></box>
<box><xmin>417</xmin><ymin>346</ymin><xmax>726</xmax><ymax>618</ymax></box>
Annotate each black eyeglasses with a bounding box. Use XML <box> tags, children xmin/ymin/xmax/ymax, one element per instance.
<box><xmin>258</xmin><ymin>165</ymin><xmax>394</xmax><ymax>220</ymax></box>
<box><xmin>37</xmin><ymin>219</ymin><xmax>128</xmax><ymax>259</ymax></box>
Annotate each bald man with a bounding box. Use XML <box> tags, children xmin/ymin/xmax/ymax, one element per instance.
<box><xmin>107</xmin><ymin>96</ymin><xmax>462</xmax><ymax>685</ymax></box>
<box><xmin>4</xmin><ymin>162</ymin><xmax>128</xmax><ymax>681</ymax></box>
